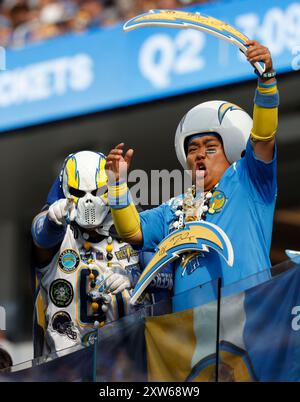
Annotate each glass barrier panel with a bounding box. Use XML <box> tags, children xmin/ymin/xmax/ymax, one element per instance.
<box><xmin>92</xmin><ymin>280</ymin><xmax>219</xmax><ymax>382</ymax></box>
<box><xmin>2</xmin><ymin>260</ymin><xmax>298</xmax><ymax>382</ymax></box>
<box><xmin>0</xmin><ymin>342</ymin><xmax>94</xmax><ymax>382</ymax></box>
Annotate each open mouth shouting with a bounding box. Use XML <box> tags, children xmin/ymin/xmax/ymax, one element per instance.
<box><xmin>196</xmin><ymin>162</ymin><xmax>207</xmax><ymax>178</ymax></box>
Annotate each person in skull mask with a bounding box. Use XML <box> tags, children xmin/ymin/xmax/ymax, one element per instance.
<box><xmin>31</xmin><ymin>150</ymin><xmax>145</xmax><ymax>357</ymax></box>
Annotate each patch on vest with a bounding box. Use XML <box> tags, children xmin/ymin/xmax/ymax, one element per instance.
<box><xmin>208</xmin><ymin>190</ymin><xmax>226</xmax><ymax>214</ymax></box>
<box><xmin>115</xmin><ymin>245</ymin><xmax>138</xmax><ymax>262</ymax></box>
<box><xmin>58</xmin><ymin>249</ymin><xmax>80</xmax><ymax>273</ymax></box>
<box><xmin>51</xmin><ymin>311</ymin><xmax>77</xmax><ymax>341</ymax></box>
<box><xmin>49</xmin><ymin>279</ymin><xmax>74</xmax><ymax>308</ymax></box>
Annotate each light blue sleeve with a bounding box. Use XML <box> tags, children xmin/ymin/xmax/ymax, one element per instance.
<box><xmin>240</xmin><ymin>139</ymin><xmax>277</xmax><ymax>204</ymax></box>
<box><xmin>139</xmin><ymin>204</ymin><xmax>175</xmax><ymax>251</ymax></box>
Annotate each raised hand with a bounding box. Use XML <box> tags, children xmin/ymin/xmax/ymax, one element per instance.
<box><xmin>105</xmin><ymin>143</ymin><xmax>134</xmax><ymax>183</ymax></box>
<box><xmin>245</xmin><ymin>40</ymin><xmax>273</xmax><ymax>73</ymax></box>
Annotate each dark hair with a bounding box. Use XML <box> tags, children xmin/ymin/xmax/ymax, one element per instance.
<box><xmin>0</xmin><ymin>347</ymin><xmax>13</xmax><ymax>370</ymax></box>
<box><xmin>184</xmin><ymin>132</ymin><xmax>223</xmax><ymax>155</ymax></box>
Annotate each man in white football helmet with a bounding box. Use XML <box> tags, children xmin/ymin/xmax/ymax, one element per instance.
<box><xmin>105</xmin><ymin>41</ymin><xmax>279</xmax><ymax>308</ymax></box>
<box><xmin>31</xmin><ymin>150</ymin><xmax>143</xmax><ymax>357</ymax></box>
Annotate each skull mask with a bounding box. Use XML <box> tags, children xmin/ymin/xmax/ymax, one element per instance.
<box><xmin>61</xmin><ymin>151</ymin><xmax>109</xmax><ymax>229</ymax></box>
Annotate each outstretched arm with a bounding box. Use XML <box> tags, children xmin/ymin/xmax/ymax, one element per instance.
<box><xmin>32</xmin><ymin>199</ymin><xmax>76</xmax><ymax>265</ymax></box>
<box><xmin>246</xmin><ymin>40</ymin><xmax>279</xmax><ymax>162</ymax></box>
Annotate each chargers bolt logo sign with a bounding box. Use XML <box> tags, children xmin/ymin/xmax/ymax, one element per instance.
<box><xmin>59</xmin><ymin>249</ymin><xmax>80</xmax><ymax>274</ymax></box>
<box><xmin>130</xmin><ymin>221</ymin><xmax>234</xmax><ymax>304</ymax></box>
<box><xmin>123</xmin><ymin>9</ymin><xmax>266</xmax><ymax>75</ymax></box>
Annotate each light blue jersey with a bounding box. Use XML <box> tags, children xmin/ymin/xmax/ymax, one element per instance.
<box><xmin>139</xmin><ymin>140</ymin><xmax>277</xmax><ymax>300</ymax></box>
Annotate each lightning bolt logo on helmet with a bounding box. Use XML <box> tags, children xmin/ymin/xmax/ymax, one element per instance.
<box><xmin>218</xmin><ymin>102</ymin><xmax>243</xmax><ymax>125</ymax></box>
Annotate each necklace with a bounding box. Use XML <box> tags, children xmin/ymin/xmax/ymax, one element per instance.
<box><xmin>172</xmin><ymin>184</ymin><xmax>217</xmax><ymax>230</ymax></box>
<box><xmin>81</xmin><ymin>235</ymin><xmax>115</xmax><ymax>328</ymax></box>
<box><xmin>173</xmin><ymin>184</ymin><xmax>218</xmax><ymax>268</ymax></box>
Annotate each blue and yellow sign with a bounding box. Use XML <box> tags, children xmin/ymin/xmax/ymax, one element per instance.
<box><xmin>123</xmin><ymin>9</ymin><xmax>265</xmax><ymax>75</ymax></box>
<box><xmin>130</xmin><ymin>221</ymin><xmax>234</xmax><ymax>304</ymax></box>
<box><xmin>124</xmin><ymin>9</ymin><xmax>248</xmax><ymax>44</ymax></box>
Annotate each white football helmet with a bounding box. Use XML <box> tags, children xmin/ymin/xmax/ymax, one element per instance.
<box><xmin>175</xmin><ymin>101</ymin><xmax>253</xmax><ymax>169</ymax></box>
<box><xmin>61</xmin><ymin>150</ymin><xmax>109</xmax><ymax>229</ymax></box>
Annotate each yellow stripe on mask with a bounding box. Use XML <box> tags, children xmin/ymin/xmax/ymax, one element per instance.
<box><xmin>97</xmin><ymin>158</ymin><xmax>107</xmax><ymax>188</ymax></box>
<box><xmin>65</xmin><ymin>157</ymin><xmax>80</xmax><ymax>189</ymax></box>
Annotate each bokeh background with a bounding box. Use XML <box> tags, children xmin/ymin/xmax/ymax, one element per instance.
<box><xmin>0</xmin><ymin>0</ymin><xmax>299</xmax><ymax>364</ymax></box>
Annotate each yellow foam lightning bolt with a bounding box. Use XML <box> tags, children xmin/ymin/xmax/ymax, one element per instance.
<box><xmin>131</xmin><ymin>221</ymin><xmax>233</xmax><ymax>305</ymax></box>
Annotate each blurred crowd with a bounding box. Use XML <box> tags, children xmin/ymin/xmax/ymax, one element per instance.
<box><xmin>0</xmin><ymin>0</ymin><xmax>215</xmax><ymax>48</ymax></box>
